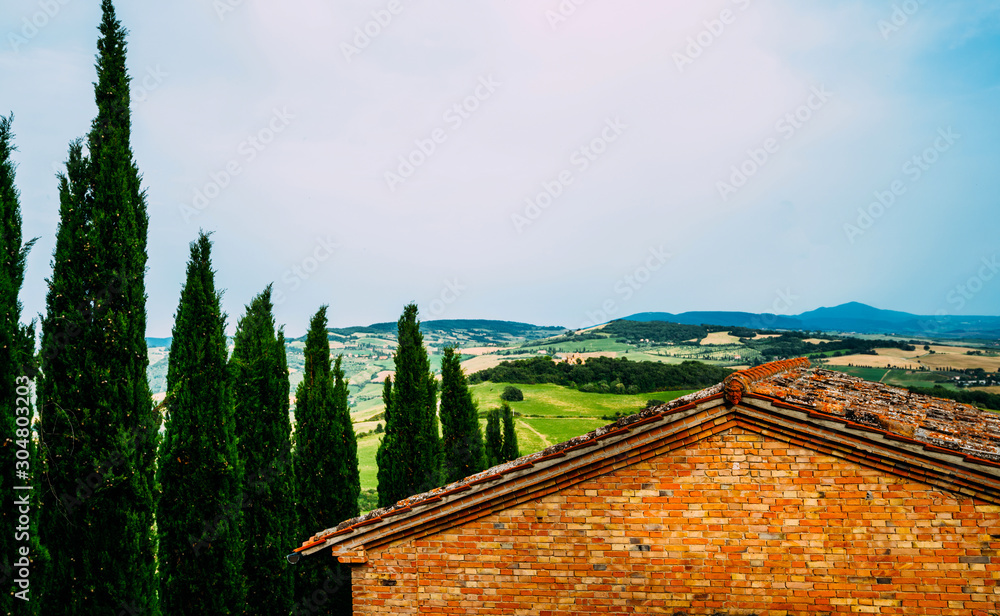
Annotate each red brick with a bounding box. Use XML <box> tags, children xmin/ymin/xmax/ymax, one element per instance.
<box><xmin>346</xmin><ymin>427</ymin><xmax>1000</xmax><ymax>615</ymax></box>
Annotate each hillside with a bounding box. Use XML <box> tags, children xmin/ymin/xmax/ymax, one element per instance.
<box><xmin>147</xmin><ymin>306</ymin><xmax>1000</xmax><ymax>405</ymax></box>
<box><xmin>623</xmin><ymin>302</ymin><xmax>1000</xmax><ymax>339</ymax></box>
<box><xmin>146</xmin><ymin>319</ymin><xmax>565</xmax><ymax>401</ymax></box>
<box><xmin>145</xmin><ymin>314</ymin><xmax>1000</xmax><ymax>496</ymax></box>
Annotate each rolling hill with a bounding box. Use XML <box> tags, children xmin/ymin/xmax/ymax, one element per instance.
<box><xmin>624</xmin><ymin>302</ymin><xmax>1000</xmax><ymax>339</ymax></box>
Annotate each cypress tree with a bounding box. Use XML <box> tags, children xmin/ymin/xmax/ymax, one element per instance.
<box><xmin>38</xmin><ymin>2</ymin><xmax>159</xmax><ymax>613</ymax></box>
<box><xmin>500</xmin><ymin>402</ymin><xmax>520</xmax><ymax>463</ymax></box>
<box><xmin>332</xmin><ymin>355</ymin><xmax>361</xmax><ymax>512</ymax></box>
<box><xmin>381</xmin><ymin>375</ymin><xmax>392</xmax><ymax>418</ymax></box>
<box><xmin>374</xmin><ymin>375</ymin><xmax>394</xmax><ymax>505</ymax></box>
<box><xmin>438</xmin><ymin>347</ymin><xmax>486</xmax><ymax>484</ymax></box>
<box><xmin>157</xmin><ymin>232</ymin><xmax>244</xmax><ymax>615</ymax></box>
<box><xmin>376</xmin><ymin>303</ymin><xmax>440</xmax><ymax>508</ymax></box>
<box><xmin>484</xmin><ymin>408</ymin><xmax>502</xmax><ymax>468</ymax></box>
<box><xmin>230</xmin><ymin>285</ymin><xmax>295</xmax><ymax>616</ymax></box>
<box><xmin>294</xmin><ymin>306</ymin><xmax>359</xmax><ymax>615</ymax></box>
<box><xmin>1</xmin><ymin>113</ymin><xmax>40</xmax><ymax>615</ymax></box>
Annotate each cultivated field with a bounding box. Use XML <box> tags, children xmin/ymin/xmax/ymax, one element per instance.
<box><xmin>700</xmin><ymin>332</ymin><xmax>742</xmax><ymax>345</ymax></box>
<box><xmin>919</xmin><ymin>353</ymin><xmax>1000</xmax><ymax>372</ymax></box>
<box><xmin>825</xmin><ymin>355</ymin><xmax>922</xmax><ymax>369</ymax></box>
<box><xmin>457</xmin><ymin>346</ymin><xmax>504</xmax><ymax>355</ymax></box>
<box><xmin>822</xmin><ymin>343</ymin><xmax>1000</xmax><ymax>373</ymax></box>
<box><xmin>876</xmin><ymin>347</ymin><xmax>927</xmax><ymax>359</ymax></box>
<box><xmin>459</xmin><ymin>354</ymin><xmax>512</xmax><ymax>374</ymax></box>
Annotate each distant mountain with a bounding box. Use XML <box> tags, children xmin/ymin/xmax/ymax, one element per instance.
<box><xmin>623</xmin><ymin>302</ymin><xmax>1000</xmax><ymax>340</ymax></box>
<box><xmin>622</xmin><ymin>311</ymin><xmax>805</xmax><ymax>330</ymax></box>
<box><xmin>796</xmin><ymin>301</ymin><xmax>916</xmax><ymax>324</ymax></box>
<box><xmin>793</xmin><ymin>302</ymin><xmax>918</xmax><ymax>333</ymax></box>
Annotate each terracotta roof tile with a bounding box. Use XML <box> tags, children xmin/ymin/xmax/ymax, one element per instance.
<box><xmin>751</xmin><ymin>366</ymin><xmax>1000</xmax><ymax>462</ymax></box>
<box><xmin>722</xmin><ymin>357</ymin><xmax>810</xmax><ymax>404</ymax></box>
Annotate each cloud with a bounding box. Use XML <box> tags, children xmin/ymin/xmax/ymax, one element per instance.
<box><xmin>4</xmin><ymin>0</ymin><xmax>999</xmax><ymax>335</ymax></box>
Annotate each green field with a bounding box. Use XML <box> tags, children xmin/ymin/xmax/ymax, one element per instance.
<box><xmin>351</xmin><ymin>382</ymin><xmax>696</xmax><ymax>492</ymax></box>
<box><xmin>469</xmin><ymin>382</ymin><xmax>691</xmax><ymax>418</ymax></box>
<box><xmin>520</xmin><ymin>337</ymin><xmax>632</xmax><ymax>354</ymax></box>
<box><xmin>824</xmin><ymin>366</ymin><xmax>957</xmax><ymax>390</ymax></box>
<box><xmin>826</xmin><ymin>366</ymin><xmax>888</xmax><ymax>382</ymax></box>
<box><xmin>356</xmin><ymin>432</ymin><xmax>384</xmax><ymax>492</ymax></box>
<box><xmin>519</xmin><ymin>417</ymin><xmax>610</xmax><ymax>447</ymax></box>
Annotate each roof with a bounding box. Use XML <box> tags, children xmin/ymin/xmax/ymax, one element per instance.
<box><xmin>294</xmin><ymin>357</ymin><xmax>1000</xmax><ymax>562</ymax></box>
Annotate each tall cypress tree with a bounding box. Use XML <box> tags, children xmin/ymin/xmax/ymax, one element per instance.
<box><xmin>381</xmin><ymin>376</ymin><xmax>392</xmax><ymax>420</ymax></box>
<box><xmin>332</xmin><ymin>355</ymin><xmax>361</xmax><ymax>512</ymax></box>
<box><xmin>294</xmin><ymin>306</ymin><xmax>359</xmax><ymax>615</ymax></box>
<box><xmin>439</xmin><ymin>346</ymin><xmax>486</xmax><ymax>484</ymax></box>
<box><xmin>375</xmin><ymin>375</ymin><xmax>394</xmax><ymax>503</ymax></box>
<box><xmin>157</xmin><ymin>233</ymin><xmax>244</xmax><ymax>615</ymax></box>
<box><xmin>376</xmin><ymin>303</ymin><xmax>440</xmax><ymax>508</ymax></box>
<box><xmin>1</xmin><ymin>114</ymin><xmax>40</xmax><ymax>615</ymax></box>
<box><xmin>484</xmin><ymin>408</ymin><xmax>502</xmax><ymax>468</ymax></box>
<box><xmin>500</xmin><ymin>402</ymin><xmax>520</xmax><ymax>463</ymax></box>
<box><xmin>230</xmin><ymin>285</ymin><xmax>295</xmax><ymax>616</ymax></box>
<box><xmin>38</xmin><ymin>3</ymin><xmax>159</xmax><ymax>613</ymax></box>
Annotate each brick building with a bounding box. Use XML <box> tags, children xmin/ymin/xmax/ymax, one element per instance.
<box><xmin>293</xmin><ymin>358</ymin><xmax>1000</xmax><ymax>614</ymax></box>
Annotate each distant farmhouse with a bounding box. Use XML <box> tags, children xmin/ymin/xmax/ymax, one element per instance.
<box><xmin>294</xmin><ymin>358</ymin><xmax>1000</xmax><ymax>614</ymax></box>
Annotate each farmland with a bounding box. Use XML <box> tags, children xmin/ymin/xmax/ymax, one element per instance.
<box><xmin>352</xmin><ymin>382</ymin><xmax>696</xmax><ymax>493</ymax></box>
<box><xmin>144</xmin><ymin>315</ymin><xmax>1000</xmax><ymax>496</ymax></box>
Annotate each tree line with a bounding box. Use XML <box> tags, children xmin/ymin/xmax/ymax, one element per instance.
<box><xmin>906</xmin><ymin>386</ymin><xmax>1000</xmax><ymax>413</ymax></box>
<box><xmin>0</xmin><ymin>3</ymin><xmax>503</xmax><ymax>614</ymax></box>
<box><xmin>748</xmin><ymin>333</ymin><xmax>917</xmax><ymax>361</ymax></box>
<box><xmin>601</xmin><ymin>319</ymin><xmax>709</xmax><ymax>343</ymax></box>
<box><xmin>469</xmin><ymin>355</ymin><xmax>733</xmax><ymax>395</ymax></box>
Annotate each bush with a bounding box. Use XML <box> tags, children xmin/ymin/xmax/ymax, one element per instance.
<box><xmin>500</xmin><ymin>386</ymin><xmax>524</xmax><ymax>402</ymax></box>
<box><xmin>374</xmin><ymin>423</ymin><xmax>383</xmax><ymax>433</ymax></box>
<box><xmin>357</xmin><ymin>489</ymin><xmax>379</xmax><ymax>514</ymax></box>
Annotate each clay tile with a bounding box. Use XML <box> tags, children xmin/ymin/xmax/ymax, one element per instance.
<box><xmin>722</xmin><ymin>357</ymin><xmax>810</xmax><ymax>404</ymax></box>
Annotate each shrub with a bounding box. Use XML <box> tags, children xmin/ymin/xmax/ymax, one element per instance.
<box><xmin>357</xmin><ymin>489</ymin><xmax>379</xmax><ymax>514</ymax></box>
<box><xmin>500</xmin><ymin>386</ymin><xmax>524</xmax><ymax>402</ymax></box>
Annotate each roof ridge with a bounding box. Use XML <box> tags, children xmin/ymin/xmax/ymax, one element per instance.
<box><xmin>722</xmin><ymin>357</ymin><xmax>810</xmax><ymax>405</ymax></box>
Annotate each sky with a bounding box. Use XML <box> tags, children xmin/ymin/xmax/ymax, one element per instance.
<box><xmin>3</xmin><ymin>0</ymin><xmax>999</xmax><ymax>337</ymax></box>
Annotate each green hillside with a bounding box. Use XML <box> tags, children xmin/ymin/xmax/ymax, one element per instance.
<box><xmin>353</xmin><ymin>383</ymin><xmax>695</xmax><ymax>493</ymax></box>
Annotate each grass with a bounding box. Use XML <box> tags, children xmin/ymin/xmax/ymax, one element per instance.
<box><xmin>520</xmin><ymin>417</ymin><xmax>610</xmax><ymax>447</ymax></box>
<box><xmin>806</xmin><ymin>350</ymin><xmax>844</xmax><ymax>358</ymax></box>
<box><xmin>622</xmin><ymin>351</ymin><xmax>691</xmax><ymax>364</ymax></box>
<box><xmin>823</xmin><ymin>365</ymin><xmax>960</xmax><ymax>390</ymax></box>
<box><xmin>881</xmin><ymin>370</ymin><xmax>957</xmax><ymax>390</ymax></box>
<box><xmin>356</xmin><ymin>432</ymin><xmax>383</xmax><ymax>492</ymax></box>
<box><xmin>519</xmin><ymin>337</ymin><xmax>631</xmax><ymax>354</ymax></box>
<box><xmin>352</xmin><ymin>382</ymin><xmax>696</xmax><ymax>493</ymax></box>
<box><xmin>823</xmin><ymin>365</ymin><xmax>891</xmax><ymax>382</ymax></box>
<box><xmin>469</xmin><ymin>382</ymin><xmax>693</xmax><ymax>418</ymax></box>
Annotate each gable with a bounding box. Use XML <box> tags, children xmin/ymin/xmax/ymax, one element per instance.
<box><xmin>351</xmin><ymin>426</ymin><xmax>1000</xmax><ymax>615</ymax></box>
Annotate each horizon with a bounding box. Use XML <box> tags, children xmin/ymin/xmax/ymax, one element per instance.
<box><xmin>4</xmin><ymin>1</ymin><xmax>999</xmax><ymax>338</ymax></box>
<box><xmin>144</xmin><ymin>300</ymin><xmax>1000</xmax><ymax>341</ymax></box>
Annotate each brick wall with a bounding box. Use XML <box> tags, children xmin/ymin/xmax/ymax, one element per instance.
<box><xmin>350</xmin><ymin>427</ymin><xmax>1000</xmax><ymax>615</ymax></box>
